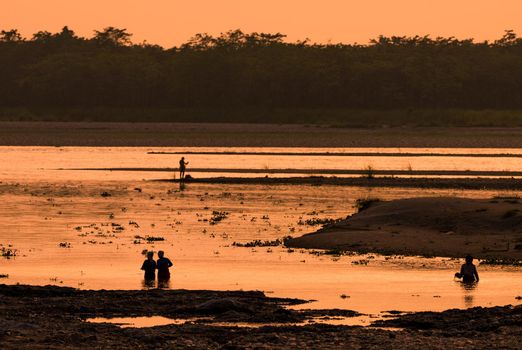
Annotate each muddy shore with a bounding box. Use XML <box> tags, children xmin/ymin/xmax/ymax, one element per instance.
<box><xmin>1</xmin><ymin>284</ymin><xmax>521</xmax><ymax>349</ymax></box>
<box><xmin>3</xmin><ymin>121</ymin><xmax>522</xmax><ymax>147</ymax></box>
<box><xmin>287</xmin><ymin>197</ymin><xmax>522</xmax><ymax>260</ymax></box>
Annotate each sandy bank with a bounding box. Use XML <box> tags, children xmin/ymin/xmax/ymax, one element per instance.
<box><xmin>161</xmin><ymin>176</ymin><xmax>522</xmax><ymax>190</ymax></box>
<box><xmin>287</xmin><ymin>197</ymin><xmax>522</xmax><ymax>259</ymax></box>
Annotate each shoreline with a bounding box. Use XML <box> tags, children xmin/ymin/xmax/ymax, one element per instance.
<box><xmin>3</xmin><ymin>121</ymin><xmax>522</xmax><ymax>147</ymax></box>
<box><xmin>1</xmin><ymin>284</ymin><xmax>520</xmax><ymax>349</ymax></box>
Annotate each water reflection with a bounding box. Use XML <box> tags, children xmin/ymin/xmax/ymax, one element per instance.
<box><xmin>142</xmin><ymin>279</ymin><xmax>156</xmax><ymax>289</ymax></box>
<box><xmin>459</xmin><ymin>281</ymin><xmax>478</xmax><ymax>308</ymax></box>
<box><xmin>157</xmin><ymin>279</ymin><xmax>171</xmax><ymax>289</ymax></box>
<box><xmin>142</xmin><ymin>279</ymin><xmax>171</xmax><ymax>289</ymax></box>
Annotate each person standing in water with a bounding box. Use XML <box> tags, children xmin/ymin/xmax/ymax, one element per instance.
<box><xmin>141</xmin><ymin>251</ymin><xmax>156</xmax><ymax>283</ymax></box>
<box><xmin>179</xmin><ymin>157</ymin><xmax>189</xmax><ymax>180</ymax></box>
<box><xmin>157</xmin><ymin>250</ymin><xmax>174</xmax><ymax>283</ymax></box>
<box><xmin>455</xmin><ymin>255</ymin><xmax>479</xmax><ymax>283</ymax></box>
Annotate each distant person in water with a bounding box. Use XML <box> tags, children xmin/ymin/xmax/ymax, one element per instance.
<box><xmin>157</xmin><ymin>250</ymin><xmax>173</xmax><ymax>282</ymax></box>
<box><xmin>179</xmin><ymin>157</ymin><xmax>189</xmax><ymax>180</ymax></box>
<box><xmin>455</xmin><ymin>255</ymin><xmax>479</xmax><ymax>283</ymax></box>
<box><xmin>141</xmin><ymin>251</ymin><xmax>156</xmax><ymax>282</ymax></box>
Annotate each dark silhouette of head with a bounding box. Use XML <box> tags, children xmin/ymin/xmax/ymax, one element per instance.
<box><xmin>465</xmin><ymin>255</ymin><xmax>473</xmax><ymax>264</ymax></box>
<box><xmin>158</xmin><ymin>250</ymin><xmax>164</xmax><ymax>258</ymax></box>
<box><xmin>147</xmin><ymin>251</ymin><xmax>154</xmax><ymax>259</ymax></box>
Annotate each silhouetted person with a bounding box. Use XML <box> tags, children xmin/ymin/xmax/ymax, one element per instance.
<box><xmin>141</xmin><ymin>251</ymin><xmax>156</xmax><ymax>282</ymax></box>
<box><xmin>157</xmin><ymin>250</ymin><xmax>173</xmax><ymax>283</ymax></box>
<box><xmin>179</xmin><ymin>157</ymin><xmax>189</xmax><ymax>180</ymax></box>
<box><xmin>455</xmin><ymin>255</ymin><xmax>479</xmax><ymax>283</ymax></box>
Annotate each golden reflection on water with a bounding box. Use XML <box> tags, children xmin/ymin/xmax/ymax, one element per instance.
<box><xmin>460</xmin><ymin>281</ymin><xmax>478</xmax><ymax>308</ymax></box>
<box><xmin>4</xmin><ymin>146</ymin><xmax>522</xmax><ymax>182</ymax></box>
<box><xmin>1</xmin><ymin>147</ymin><xmax>521</xmax><ymax>314</ymax></box>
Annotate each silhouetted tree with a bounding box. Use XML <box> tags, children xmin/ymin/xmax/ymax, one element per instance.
<box><xmin>2</xmin><ymin>27</ymin><xmax>522</xmax><ymax>119</ymax></box>
<box><xmin>0</xmin><ymin>29</ymin><xmax>23</xmax><ymax>42</ymax></box>
<box><xmin>93</xmin><ymin>27</ymin><xmax>132</xmax><ymax>47</ymax></box>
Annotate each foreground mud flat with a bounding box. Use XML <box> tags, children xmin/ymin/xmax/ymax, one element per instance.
<box><xmin>1</xmin><ymin>284</ymin><xmax>521</xmax><ymax>349</ymax></box>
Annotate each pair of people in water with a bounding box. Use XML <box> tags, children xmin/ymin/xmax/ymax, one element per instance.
<box><xmin>141</xmin><ymin>250</ymin><xmax>173</xmax><ymax>283</ymax></box>
<box><xmin>455</xmin><ymin>255</ymin><xmax>479</xmax><ymax>283</ymax></box>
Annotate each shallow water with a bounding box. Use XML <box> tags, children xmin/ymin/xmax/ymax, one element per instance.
<box><xmin>0</xmin><ymin>146</ymin><xmax>521</xmax><ymax>316</ymax></box>
<box><xmin>3</xmin><ymin>146</ymin><xmax>522</xmax><ymax>181</ymax></box>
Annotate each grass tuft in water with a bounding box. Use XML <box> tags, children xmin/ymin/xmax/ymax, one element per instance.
<box><xmin>354</xmin><ymin>198</ymin><xmax>381</xmax><ymax>212</ymax></box>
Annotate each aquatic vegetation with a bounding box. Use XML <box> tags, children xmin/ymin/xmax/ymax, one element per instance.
<box><xmin>1</xmin><ymin>246</ymin><xmax>17</xmax><ymax>258</ymax></box>
<box><xmin>364</xmin><ymin>165</ymin><xmax>375</xmax><ymax>179</ymax></box>
<box><xmin>297</xmin><ymin>217</ymin><xmax>343</xmax><ymax>226</ymax></box>
<box><xmin>100</xmin><ymin>191</ymin><xmax>111</xmax><ymax>197</ymax></box>
<box><xmin>145</xmin><ymin>236</ymin><xmax>165</xmax><ymax>242</ymax></box>
<box><xmin>351</xmin><ymin>259</ymin><xmax>370</xmax><ymax>265</ymax></box>
<box><xmin>232</xmin><ymin>236</ymin><xmax>292</xmax><ymax>248</ymax></box>
<box><xmin>480</xmin><ymin>258</ymin><xmax>522</xmax><ymax>266</ymax></box>
<box><xmin>128</xmin><ymin>221</ymin><xmax>140</xmax><ymax>228</ymax></box>
<box><xmin>111</xmin><ymin>223</ymin><xmax>125</xmax><ymax>232</ymax></box>
<box><xmin>354</xmin><ymin>197</ymin><xmax>381</xmax><ymax>212</ymax></box>
<box><xmin>134</xmin><ymin>235</ymin><xmax>165</xmax><ymax>242</ymax></box>
<box><xmin>58</xmin><ymin>242</ymin><xmax>72</xmax><ymax>248</ymax></box>
<box><xmin>210</xmin><ymin>211</ymin><xmax>229</xmax><ymax>225</ymax></box>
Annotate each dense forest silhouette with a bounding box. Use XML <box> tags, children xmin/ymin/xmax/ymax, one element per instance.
<box><xmin>1</xmin><ymin>27</ymin><xmax>522</xmax><ymax>123</ymax></box>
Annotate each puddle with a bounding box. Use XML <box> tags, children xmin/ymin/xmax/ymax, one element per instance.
<box><xmin>85</xmin><ymin>313</ymin><xmax>401</xmax><ymax>329</ymax></box>
<box><xmin>86</xmin><ymin>316</ymin><xmax>206</xmax><ymax>328</ymax></box>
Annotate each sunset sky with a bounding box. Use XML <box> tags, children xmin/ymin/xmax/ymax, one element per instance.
<box><xmin>2</xmin><ymin>0</ymin><xmax>521</xmax><ymax>47</ymax></box>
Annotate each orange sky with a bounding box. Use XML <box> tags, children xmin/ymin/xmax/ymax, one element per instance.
<box><xmin>2</xmin><ymin>1</ymin><xmax>521</xmax><ymax>47</ymax></box>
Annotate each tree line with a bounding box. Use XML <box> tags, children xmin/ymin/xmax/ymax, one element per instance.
<box><xmin>1</xmin><ymin>27</ymin><xmax>522</xmax><ymax>122</ymax></box>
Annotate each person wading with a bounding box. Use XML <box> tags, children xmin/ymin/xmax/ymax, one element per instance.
<box><xmin>455</xmin><ymin>255</ymin><xmax>480</xmax><ymax>283</ymax></box>
<box><xmin>157</xmin><ymin>250</ymin><xmax>174</xmax><ymax>283</ymax></box>
<box><xmin>179</xmin><ymin>157</ymin><xmax>189</xmax><ymax>181</ymax></box>
<box><xmin>141</xmin><ymin>251</ymin><xmax>156</xmax><ymax>283</ymax></box>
